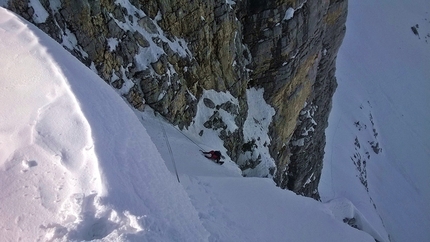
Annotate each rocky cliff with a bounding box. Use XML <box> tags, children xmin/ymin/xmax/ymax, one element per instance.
<box><xmin>3</xmin><ymin>0</ymin><xmax>347</xmax><ymax>199</ymax></box>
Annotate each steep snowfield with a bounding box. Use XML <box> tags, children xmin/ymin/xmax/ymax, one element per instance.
<box><xmin>320</xmin><ymin>0</ymin><xmax>430</xmax><ymax>241</ymax></box>
<box><xmin>0</xmin><ymin>8</ymin><xmax>208</xmax><ymax>241</ymax></box>
<box><xmin>0</xmin><ymin>7</ymin><xmax>375</xmax><ymax>241</ymax></box>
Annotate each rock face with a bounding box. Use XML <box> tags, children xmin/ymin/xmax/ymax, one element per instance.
<box><xmin>3</xmin><ymin>0</ymin><xmax>347</xmax><ymax>199</ymax></box>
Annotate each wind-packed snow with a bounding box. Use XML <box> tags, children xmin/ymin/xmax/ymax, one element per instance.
<box><xmin>320</xmin><ymin>0</ymin><xmax>430</xmax><ymax>241</ymax></box>
<box><xmin>0</xmin><ymin>7</ymin><xmax>375</xmax><ymax>241</ymax></box>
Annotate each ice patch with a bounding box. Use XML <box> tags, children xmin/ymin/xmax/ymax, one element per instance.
<box><xmin>284</xmin><ymin>8</ymin><xmax>295</xmax><ymax>21</ymax></box>
<box><xmin>283</xmin><ymin>1</ymin><xmax>307</xmax><ymax>22</ymax></box>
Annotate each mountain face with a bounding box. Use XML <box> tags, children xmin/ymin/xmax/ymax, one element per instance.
<box><xmin>4</xmin><ymin>0</ymin><xmax>346</xmax><ymax>199</ymax></box>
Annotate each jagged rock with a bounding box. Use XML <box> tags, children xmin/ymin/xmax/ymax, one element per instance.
<box><xmin>5</xmin><ymin>0</ymin><xmax>348</xmax><ymax>199</ymax></box>
<box><xmin>111</xmin><ymin>78</ymin><xmax>124</xmax><ymax>89</ymax></box>
<box><xmin>237</xmin><ymin>0</ymin><xmax>348</xmax><ymax>199</ymax></box>
<box><xmin>203</xmin><ymin>98</ymin><xmax>216</xmax><ymax>109</ymax></box>
<box><xmin>411</xmin><ymin>25</ymin><xmax>419</xmax><ymax>36</ymax></box>
<box><xmin>343</xmin><ymin>217</ymin><xmax>359</xmax><ymax>229</ymax></box>
<box><xmin>133</xmin><ymin>31</ymin><xmax>150</xmax><ymax>48</ymax></box>
<box><xmin>151</xmin><ymin>55</ymin><xmax>168</xmax><ymax>75</ymax></box>
<box><xmin>204</xmin><ymin>111</ymin><xmax>227</xmax><ymax>130</ymax></box>
<box><xmin>126</xmin><ymin>86</ymin><xmax>145</xmax><ymax>111</ymax></box>
<box><xmin>369</xmin><ymin>141</ymin><xmax>382</xmax><ymax>154</ymax></box>
<box><xmin>218</xmin><ymin>101</ymin><xmax>238</xmax><ymax>115</ymax></box>
<box><xmin>138</xmin><ymin>16</ymin><xmax>158</xmax><ymax>34</ymax></box>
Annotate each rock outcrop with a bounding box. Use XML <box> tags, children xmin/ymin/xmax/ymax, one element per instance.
<box><xmin>3</xmin><ymin>0</ymin><xmax>347</xmax><ymax>199</ymax></box>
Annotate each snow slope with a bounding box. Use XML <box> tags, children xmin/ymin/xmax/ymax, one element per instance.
<box><xmin>0</xmin><ymin>8</ymin><xmax>208</xmax><ymax>241</ymax></box>
<box><xmin>0</xmin><ymin>7</ymin><xmax>375</xmax><ymax>241</ymax></box>
<box><xmin>320</xmin><ymin>0</ymin><xmax>430</xmax><ymax>241</ymax></box>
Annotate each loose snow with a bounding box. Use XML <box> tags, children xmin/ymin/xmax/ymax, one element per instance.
<box><xmin>0</xmin><ymin>6</ymin><xmax>375</xmax><ymax>242</ymax></box>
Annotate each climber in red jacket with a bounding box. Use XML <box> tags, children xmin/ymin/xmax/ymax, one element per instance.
<box><xmin>201</xmin><ymin>150</ymin><xmax>222</xmax><ymax>163</ymax></box>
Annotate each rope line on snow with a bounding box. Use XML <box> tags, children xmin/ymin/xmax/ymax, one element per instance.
<box><xmin>156</xmin><ymin>112</ymin><xmax>205</xmax><ymax>151</ymax></box>
<box><xmin>172</xmin><ymin>126</ymin><xmax>205</xmax><ymax>151</ymax></box>
<box><xmin>159</xmin><ymin>118</ymin><xmax>180</xmax><ymax>183</ymax></box>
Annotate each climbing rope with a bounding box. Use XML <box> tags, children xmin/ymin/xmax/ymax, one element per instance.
<box><xmin>159</xmin><ymin>118</ymin><xmax>180</xmax><ymax>183</ymax></box>
<box><xmin>156</xmin><ymin>112</ymin><xmax>205</xmax><ymax>151</ymax></box>
<box><xmin>172</xmin><ymin>125</ymin><xmax>205</xmax><ymax>151</ymax></box>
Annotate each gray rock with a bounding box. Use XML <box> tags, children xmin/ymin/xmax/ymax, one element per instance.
<box><xmin>203</xmin><ymin>98</ymin><xmax>216</xmax><ymax>109</ymax></box>
<box><xmin>138</xmin><ymin>16</ymin><xmax>158</xmax><ymax>34</ymax></box>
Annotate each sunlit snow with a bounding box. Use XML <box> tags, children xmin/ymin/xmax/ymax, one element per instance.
<box><xmin>0</xmin><ymin>7</ymin><xmax>374</xmax><ymax>241</ymax></box>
